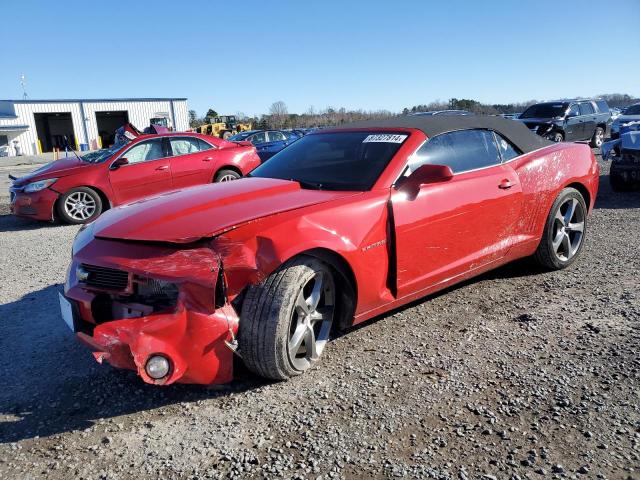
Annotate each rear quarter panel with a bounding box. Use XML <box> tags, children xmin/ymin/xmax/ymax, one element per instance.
<box><xmin>212</xmin><ymin>145</ymin><xmax>261</xmax><ymax>179</ymax></box>
<box><xmin>510</xmin><ymin>142</ymin><xmax>598</xmax><ymax>251</ymax></box>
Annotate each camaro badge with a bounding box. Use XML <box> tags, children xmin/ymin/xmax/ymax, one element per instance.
<box><xmin>362</xmin><ymin>239</ymin><xmax>387</xmax><ymax>252</ymax></box>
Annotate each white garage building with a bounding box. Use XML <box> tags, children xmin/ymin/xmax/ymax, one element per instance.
<box><xmin>0</xmin><ymin>97</ymin><xmax>189</xmax><ymax>156</ymax></box>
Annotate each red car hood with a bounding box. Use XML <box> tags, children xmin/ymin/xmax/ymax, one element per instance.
<box><xmin>14</xmin><ymin>157</ymin><xmax>91</xmax><ymax>185</ymax></box>
<box><xmin>93</xmin><ymin>178</ymin><xmax>359</xmax><ymax>243</ymax></box>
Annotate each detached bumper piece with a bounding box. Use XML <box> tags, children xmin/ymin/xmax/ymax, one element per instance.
<box><xmin>76</xmin><ymin>304</ymin><xmax>238</xmax><ymax>385</ymax></box>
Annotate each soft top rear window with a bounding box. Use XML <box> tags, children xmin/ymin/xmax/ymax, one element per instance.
<box><xmin>250</xmin><ymin>131</ymin><xmax>408</xmax><ymax>191</ymax></box>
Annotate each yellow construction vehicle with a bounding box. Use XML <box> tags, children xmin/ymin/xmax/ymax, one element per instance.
<box><xmin>194</xmin><ymin>115</ymin><xmax>253</xmax><ymax>139</ymax></box>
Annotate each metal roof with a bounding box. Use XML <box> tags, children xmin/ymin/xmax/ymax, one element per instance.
<box><xmin>1</xmin><ymin>98</ymin><xmax>187</xmax><ymax>103</ymax></box>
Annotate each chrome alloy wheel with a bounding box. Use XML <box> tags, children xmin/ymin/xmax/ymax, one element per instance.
<box><xmin>552</xmin><ymin>197</ymin><xmax>585</xmax><ymax>262</ymax></box>
<box><xmin>594</xmin><ymin>129</ymin><xmax>604</xmax><ymax>147</ymax></box>
<box><xmin>64</xmin><ymin>191</ymin><xmax>97</xmax><ymax>221</ymax></box>
<box><xmin>218</xmin><ymin>174</ymin><xmax>238</xmax><ymax>182</ymax></box>
<box><xmin>287</xmin><ymin>270</ymin><xmax>335</xmax><ymax>371</ymax></box>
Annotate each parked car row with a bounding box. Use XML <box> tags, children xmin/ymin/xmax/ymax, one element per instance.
<box><xmin>602</xmin><ymin>103</ymin><xmax>640</xmax><ymax>191</ymax></box>
<box><xmin>52</xmin><ymin>114</ymin><xmax>600</xmax><ymax>386</ymax></box>
<box><xmin>228</xmin><ymin>129</ymin><xmax>303</xmax><ymax>162</ymax></box>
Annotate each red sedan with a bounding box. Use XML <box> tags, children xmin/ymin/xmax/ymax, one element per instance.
<box><xmin>61</xmin><ymin>116</ymin><xmax>599</xmax><ymax>385</ymax></box>
<box><xmin>9</xmin><ymin>131</ymin><xmax>261</xmax><ymax>224</ymax></box>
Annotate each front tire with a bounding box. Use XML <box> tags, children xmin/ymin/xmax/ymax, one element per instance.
<box><xmin>239</xmin><ymin>257</ymin><xmax>336</xmax><ymax>380</ymax></box>
<box><xmin>57</xmin><ymin>187</ymin><xmax>102</xmax><ymax>224</ymax></box>
<box><xmin>547</xmin><ymin>131</ymin><xmax>564</xmax><ymax>143</ymax></box>
<box><xmin>533</xmin><ymin>187</ymin><xmax>587</xmax><ymax>270</ymax></box>
<box><xmin>590</xmin><ymin>127</ymin><xmax>605</xmax><ymax>148</ymax></box>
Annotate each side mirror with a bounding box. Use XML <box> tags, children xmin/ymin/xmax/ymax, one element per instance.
<box><xmin>397</xmin><ymin>164</ymin><xmax>454</xmax><ymax>199</ymax></box>
<box><xmin>110</xmin><ymin>157</ymin><xmax>129</xmax><ymax>170</ymax></box>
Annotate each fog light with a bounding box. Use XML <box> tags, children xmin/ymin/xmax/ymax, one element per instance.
<box><xmin>145</xmin><ymin>355</ymin><xmax>170</xmax><ymax>380</ymax></box>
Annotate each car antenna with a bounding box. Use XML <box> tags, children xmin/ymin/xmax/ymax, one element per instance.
<box><xmin>63</xmin><ymin>135</ymin><xmax>84</xmax><ymax>162</ymax></box>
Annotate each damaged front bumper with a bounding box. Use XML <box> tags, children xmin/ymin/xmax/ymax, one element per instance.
<box><xmin>63</xmin><ymin>236</ymin><xmax>240</xmax><ymax>385</ymax></box>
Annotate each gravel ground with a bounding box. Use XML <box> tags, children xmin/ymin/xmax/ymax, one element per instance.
<box><xmin>0</xmin><ymin>158</ymin><xmax>638</xmax><ymax>479</ymax></box>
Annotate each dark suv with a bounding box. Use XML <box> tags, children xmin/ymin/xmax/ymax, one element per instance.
<box><xmin>518</xmin><ymin>99</ymin><xmax>611</xmax><ymax>147</ymax></box>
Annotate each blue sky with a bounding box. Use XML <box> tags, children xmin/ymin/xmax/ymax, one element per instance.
<box><xmin>1</xmin><ymin>0</ymin><xmax>639</xmax><ymax>117</ymax></box>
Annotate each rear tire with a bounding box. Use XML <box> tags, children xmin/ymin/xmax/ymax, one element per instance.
<box><xmin>533</xmin><ymin>187</ymin><xmax>587</xmax><ymax>270</ymax></box>
<box><xmin>57</xmin><ymin>187</ymin><xmax>103</xmax><ymax>224</ymax></box>
<box><xmin>590</xmin><ymin>127</ymin><xmax>605</xmax><ymax>148</ymax></box>
<box><xmin>214</xmin><ymin>169</ymin><xmax>241</xmax><ymax>182</ymax></box>
<box><xmin>238</xmin><ymin>257</ymin><xmax>336</xmax><ymax>380</ymax></box>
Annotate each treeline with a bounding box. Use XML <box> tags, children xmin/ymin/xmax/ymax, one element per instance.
<box><xmin>189</xmin><ymin>93</ymin><xmax>639</xmax><ymax>130</ymax></box>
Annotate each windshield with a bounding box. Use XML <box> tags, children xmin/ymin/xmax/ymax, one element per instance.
<box><xmin>623</xmin><ymin>105</ymin><xmax>640</xmax><ymax>115</ymax></box>
<box><xmin>81</xmin><ymin>142</ymin><xmax>126</xmax><ymax>164</ymax></box>
<box><xmin>250</xmin><ymin>131</ymin><xmax>408</xmax><ymax>191</ymax></box>
<box><xmin>520</xmin><ymin>103</ymin><xmax>568</xmax><ymax>119</ymax></box>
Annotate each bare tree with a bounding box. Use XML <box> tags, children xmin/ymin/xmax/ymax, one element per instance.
<box><xmin>268</xmin><ymin>101</ymin><xmax>288</xmax><ymax>129</ymax></box>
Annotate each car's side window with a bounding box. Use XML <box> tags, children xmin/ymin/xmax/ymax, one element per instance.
<box><xmin>493</xmin><ymin>132</ymin><xmax>522</xmax><ymax>162</ymax></box>
<box><xmin>197</xmin><ymin>138</ymin><xmax>214</xmax><ymax>151</ymax></box>
<box><xmin>407</xmin><ymin>129</ymin><xmax>502</xmax><ymax>174</ymax></box>
<box><xmin>122</xmin><ymin>139</ymin><xmax>165</xmax><ymax>164</ymax></box>
<box><xmin>579</xmin><ymin>102</ymin><xmax>595</xmax><ymax>116</ymax></box>
<box><xmin>169</xmin><ymin>137</ymin><xmax>200</xmax><ymax>156</ymax></box>
<box><xmin>250</xmin><ymin>132</ymin><xmax>266</xmax><ymax>144</ymax></box>
<box><xmin>268</xmin><ymin>131</ymin><xmax>286</xmax><ymax>142</ymax></box>
<box><xmin>568</xmin><ymin>104</ymin><xmax>580</xmax><ymax>117</ymax></box>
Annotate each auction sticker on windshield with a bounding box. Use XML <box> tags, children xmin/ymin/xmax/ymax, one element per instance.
<box><xmin>363</xmin><ymin>134</ymin><xmax>407</xmax><ymax>143</ymax></box>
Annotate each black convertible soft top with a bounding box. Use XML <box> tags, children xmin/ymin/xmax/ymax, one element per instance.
<box><xmin>335</xmin><ymin>115</ymin><xmax>551</xmax><ymax>154</ymax></box>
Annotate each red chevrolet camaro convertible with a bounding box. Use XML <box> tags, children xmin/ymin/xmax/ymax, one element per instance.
<box><xmin>61</xmin><ymin>116</ymin><xmax>599</xmax><ymax>385</ymax></box>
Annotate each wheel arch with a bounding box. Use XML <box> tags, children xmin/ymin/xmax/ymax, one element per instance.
<box><xmin>53</xmin><ymin>184</ymin><xmax>112</xmax><ymax>220</ymax></box>
<box><xmin>213</xmin><ymin>165</ymin><xmax>242</xmax><ymax>181</ymax></box>
<box><xmin>295</xmin><ymin>248</ymin><xmax>358</xmax><ymax>331</ymax></box>
<box><xmin>565</xmin><ymin>182</ymin><xmax>591</xmax><ymax>212</ymax></box>
<box><xmin>232</xmin><ymin>246</ymin><xmax>359</xmax><ymax>332</ymax></box>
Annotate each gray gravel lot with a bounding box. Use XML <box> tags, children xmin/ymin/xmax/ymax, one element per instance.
<box><xmin>0</xmin><ymin>158</ymin><xmax>638</xmax><ymax>479</ymax></box>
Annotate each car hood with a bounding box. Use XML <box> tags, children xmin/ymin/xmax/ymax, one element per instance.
<box><xmin>13</xmin><ymin>157</ymin><xmax>92</xmax><ymax>185</ymax></box>
<box><xmin>92</xmin><ymin>177</ymin><xmax>360</xmax><ymax>243</ymax></box>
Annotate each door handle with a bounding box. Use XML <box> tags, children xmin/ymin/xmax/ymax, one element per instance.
<box><xmin>155</xmin><ymin>165</ymin><xmax>169</xmax><ymax>171</ymax></box>
<box><xmin>498</xmin><ymin>179</ymin><xmax>513</xmax><ymax>189</ymax></box>
<box><xmin>203</xmin><ymin>157</ymin><xmax>213</xmax><ymax>162</ymax></box>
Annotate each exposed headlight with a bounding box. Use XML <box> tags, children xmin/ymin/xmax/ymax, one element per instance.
<box><xmin>23</xmin><ymin>178</ymin><xmax>57</xmax><ymax>193</ymax></box>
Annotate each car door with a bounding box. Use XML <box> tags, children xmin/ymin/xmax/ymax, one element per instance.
<box><xmin>247</xmin><ymin>131</ymin><xmax>268</xmax><ymax>160</ymax></box>
<box><xmin>565</xmin><ymin>103</ymin><xmax>583</xmax><ymax>141</ymax></box>
<box><xmin>392</xmin><ymin>129</ymin><xmax>523</xmax><ymax>298</ymax></box>
<box><xmin>168</xmin><ymin>136</ymin><xmax>217</xmax><ymax>188</ymax></box>
<box><xmin>579</xmin><ymin>102</ymin><xmax>596</xmax><ymax>140</ymax></box>
<box><xmin>108</xmin><ymin>137</ymin><xmax>173</xmax><ymax>205</ymax></box>
<box><xmin>259</xmin><ymin>131</ymin><xmax>289</xmax><ymax>161</ymax></box>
